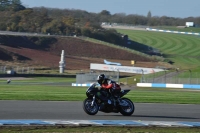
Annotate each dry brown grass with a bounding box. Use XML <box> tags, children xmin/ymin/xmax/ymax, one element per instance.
<box><xmin>0</xmin><ymin>35</ymin><xmax>164</xmax><ymax>72</ymax></box>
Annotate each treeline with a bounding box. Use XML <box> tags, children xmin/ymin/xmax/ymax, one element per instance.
<box><xmin>0</xmin><ymin>0</ymin><xmax>200</xmax><ymax>46</ymax></box>
<box><xmin>0</xmin><ymin>0</ymin><xmax>25</xmax><ymax>11</ymax></box>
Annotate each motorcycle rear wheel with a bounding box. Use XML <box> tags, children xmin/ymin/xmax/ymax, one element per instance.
<box><xmin>83</xmin><ymin>98</ymin><xmax>99</xmax><ymax>115</ymax></box>
<box><xmin>119</xmin><ymin>98</ymin><xmax>135</xmax><ymax>116</ymax></box>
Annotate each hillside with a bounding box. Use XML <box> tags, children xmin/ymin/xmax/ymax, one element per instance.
<box><xmin>0</xmin><ymin>35</ymin><xmax>161</xmax><ymax>71</ymax></box>
<box><xmin>116</xmin><ymin>29</ymin><xmax>200</xmax><ymax>69</ymax></box>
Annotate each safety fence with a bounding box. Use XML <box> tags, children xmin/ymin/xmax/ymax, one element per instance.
<box><xmin>75</xmin><ymin>70</ymin><xmax>200</xmax><ymax>85</ymax></box>
<box><xmin>0</xmin><ymin>66</ymin><xmax>34</xmax><ymax>74</ymax></box>
<box><xmin>76</xmin><ymin>71</ymin><xmax>119</xmax><ymax>84</ymax></box>
<box><xmin>142</xmin><ymin>70</ymin><xmax>200</xmax><ymax>85</ymax></box>
<box><xmin>146</xmin><ymin>28</ymin><xmax>200</xmax><ymax>36</ymax></box>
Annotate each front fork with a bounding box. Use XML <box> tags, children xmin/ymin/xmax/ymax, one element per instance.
<box><xmin>91</xmin><ymin>95</ymin><xmax>95</xmax><ymax>106</ymax></box>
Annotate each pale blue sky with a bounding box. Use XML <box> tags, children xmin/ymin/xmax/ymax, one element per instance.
<box><xmin>20</xmin><ymin>0</ymin><xmax>200</xmax><ymax>18</ymax></box>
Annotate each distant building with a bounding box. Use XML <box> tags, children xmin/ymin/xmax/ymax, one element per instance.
<box><xmin>186</xmin><ymin>22</ymin><xmax>195</xmax><ymax>27</ymax></box>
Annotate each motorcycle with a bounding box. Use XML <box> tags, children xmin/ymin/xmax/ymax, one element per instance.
<box><xmin>83</xmin><ymin>83</ymin><xmax>135</xmax><ymax>116</ymax></box>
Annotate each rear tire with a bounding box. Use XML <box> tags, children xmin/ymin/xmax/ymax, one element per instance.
<box><xmin>119</xmin><ymin>98</ymin><xmax>135</xmax><ymax>116</ymax></box>
<box><xmin>83</xmin><ymin>98</ymin><xmax>99</xmax><ymax>115</ymax></box>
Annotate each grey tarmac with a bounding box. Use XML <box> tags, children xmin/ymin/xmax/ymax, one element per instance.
<box><xmin>0</xmin><ymin>101</ymin><xmax>199</xmax><ymax>122</ymax></box>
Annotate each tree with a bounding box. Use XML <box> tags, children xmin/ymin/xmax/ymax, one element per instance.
<box><xmin>147</xmin><ymin>11</ymin><xmax>152</xmax><ymax>19</ymax></box>
<box><xmin>99</xmin><ymin>10</ymin><xmax>111</xmax><ymax>16</ymax></box>
<box><xmin>147</xmin><ymin>11</ymin><xmax>152</xmax><ymax>26</ymax></box>
<box><xmin>81</xmin><ymin>28</ymin><xmax>91</xmax><ymax>36</ymax></box>
<box><xmin>0</xmin><ymin>0</ymin><xmax>11</xmax><ymax>11</ymax></box>
<box><xmin>0</xmin><ymin>0</ymin><xmax>25</xmax><ymax>11</ymax></box>
<box><xmin>10</xmin><ymin>0</ymin><xmax>25</xmax><ymax>11</ymax></box>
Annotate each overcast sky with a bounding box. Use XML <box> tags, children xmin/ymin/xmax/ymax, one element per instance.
<box><xmin>21</xmin><ymin>0</ymin><xmax>200</xmax><ymax>18</ymax></box>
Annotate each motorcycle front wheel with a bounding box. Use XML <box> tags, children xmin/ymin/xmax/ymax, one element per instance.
<box><xmin>119</xmin><ymin>98</ymin><xmax>135</xmax><ymax>116</ymax></box>
<box><xmin>83</xmin><ymin>98</ymin><xmax>99</xmax><ymax>115</ymax></box>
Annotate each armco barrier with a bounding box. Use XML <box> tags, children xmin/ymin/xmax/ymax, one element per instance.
<box><xmin>137</xmin><ymin>83</ymin><xmax>200</xmax><ymax>89</ymax></box>
<box><xmin>72</xmin><ymin>83</ymin><xmax>200</xmax><ymax>89</ymax></box>
<box><xmin>146</xmin><ymin>28</ymin><xmax>200</xmax><ymax>36</ymax></box>
<box><xmin>0</xmin><ymin>74</ymin><xmax>76</xmax><ymax>78</ymax></box>
<box><xmin>0</xmin><ymin>120</ymin><xmax>200</xmax><ymax>127</ymax></box>
<box><xmin>72</xmin><ymin>83</ymin><xmax>93</xmax><ymax>87</ymax></box>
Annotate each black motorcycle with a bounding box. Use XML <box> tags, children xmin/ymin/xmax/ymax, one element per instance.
<box><xmin>83</xmin><ymin>83</ymin><xmax>135</xmax><ymax>116</ymax></box>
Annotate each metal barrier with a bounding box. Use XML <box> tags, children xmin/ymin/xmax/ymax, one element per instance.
<box><xmin>142</xmin><ymin>70</ymin><xmax>200</xmax><ymax>84</ymax></box>
<box><xmin>76</xmin><ymin>71</ymin><xmax>119</xmax><ymax>84</ymax></box>
<box><xmin>0</xmin><ymin>66</ymin><xmax>34</xmax><ymax>74</ymax></box>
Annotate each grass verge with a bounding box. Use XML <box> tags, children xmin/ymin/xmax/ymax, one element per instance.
<box><xmin>0</xmin><ymin>126</ymin><xmax>200</xmax><ymax>133</ymax></box>
<box><xmin>0</xmin><ymin>82</ymin><xmax>200</xmax><ymax>104</ymax></box>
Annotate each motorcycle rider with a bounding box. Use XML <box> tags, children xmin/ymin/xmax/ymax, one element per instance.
<box><xmin>96</xmin><ymin>74</ymin><xmax>124</xmax><ymax>109</ymax></box>
<box><xmin>95</xmin><ymin>74</ymin><xmax>112</xmax><ymax>108</ymax></box>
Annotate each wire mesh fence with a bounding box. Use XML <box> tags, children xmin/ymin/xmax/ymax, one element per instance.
<box><xmin>1</xmin><ymin>65</ymin><xmax>199</xmax><ymax>85</ymax></box>
<box><xmin>76</xmin><ymin>71</ymin><xmax>119</xmax><ymax>84</ymax></box>
<box><xmin>0</xmin><ymin>66</ymin><xmax>34</xmax><ymax>74</ymax></box>
<box><xmin>142</xmin><ymin>70</ymin><xmax>200</xmax><ymax>84</ymax></box>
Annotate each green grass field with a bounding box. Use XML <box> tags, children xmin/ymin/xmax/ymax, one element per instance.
<box><xmin>0</xmin><ymin>77</ymin><xmax>200</xmax><ymax>104</ymax></box>
<box><xmin>116</xmin><ymin>28</ymin><xmax>200</xmax><ymax>70</ymax></box>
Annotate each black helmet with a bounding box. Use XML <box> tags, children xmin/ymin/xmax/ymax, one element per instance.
<box><xmin>97</xmin><ymin>74</ymin><xmax>105</xmax><ymax>84</ymax></box>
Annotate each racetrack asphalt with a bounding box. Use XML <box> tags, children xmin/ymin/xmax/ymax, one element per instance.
<box><xmin>0</xmin><ymin>101</ymin><xmax>199</xmax><ymax>122</ymax></box>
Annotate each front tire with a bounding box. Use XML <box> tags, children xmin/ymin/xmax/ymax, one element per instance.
<box><xmin>119</xmin><ymin>98</ymin><xmax>135</xmax><ymax>116</ymax></box>
<box><xmin>83</xmin><ymin>98</ymin><xmax>99</xmax><ymax>115</ymax></box>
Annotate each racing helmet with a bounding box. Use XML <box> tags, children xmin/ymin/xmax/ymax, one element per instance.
<box><xmin>97</xmin><ymin>74</ymin><xmax>105</xmax><ymax>84</ymax></box>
